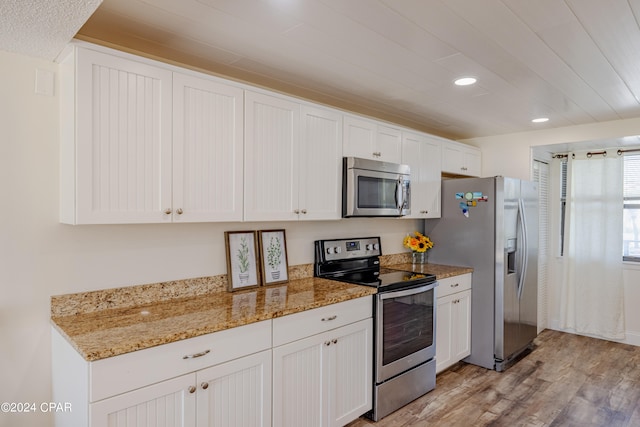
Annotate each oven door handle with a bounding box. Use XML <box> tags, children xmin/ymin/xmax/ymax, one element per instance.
<box><xmin>379</xmin><ymin>282</ymin><xmax>438</xmax><ymax>300</ymax></box>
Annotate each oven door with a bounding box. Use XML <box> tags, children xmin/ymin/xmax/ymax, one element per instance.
<box><xmin>376</xmin><ymin>281</ymin><xmax>437</xmax><ymax>383</ymax></box>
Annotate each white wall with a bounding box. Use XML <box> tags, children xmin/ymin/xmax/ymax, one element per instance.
<box><xmin>0</xmin><ymin>50</ymin><xmax>421</xmax><ymax>427</ymax></box>
<box><xmin>463</xmin><ymin>121</ymin><xmax>640</xmax><ymax>347</ymax></box>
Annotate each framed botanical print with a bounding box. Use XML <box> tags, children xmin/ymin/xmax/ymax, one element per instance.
<box><xmin>225</xmin><ymin>231</ymin><xmax>260</xmax><ymax>291</ymax></box>
<box><xmin>258</xmin><ymin>229</ymin><xmax>289</xmax><ymax>285</ymax></box>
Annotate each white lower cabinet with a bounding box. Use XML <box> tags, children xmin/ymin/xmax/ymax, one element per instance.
<box><xmin>90</xmin><ymin>373</ymin><xmax>197</xmax><ymax>427</ymax></box>
<box><xmin>435</xmin><ymin>274</ymin><xmax>472</xmax><ymax>374</ymax></box>
<box><xmin>272</xmin><ymin>297</ymin><xmax>373</xmax><ymax>427</ymax></box>
<box><xmin>53</xmin><ymin>297</ymin><xmax>372</xmax><ymax>427</ymax></box>
<box><xmin>195</xmin><ymin>350</ymin><xmax>272</xmax><ymax>426</ymax></box>
<box><xmin>53</xmin><ymin>320</ymin><xmax>272</xmax><ymax>427</ymax></box>
<box><xmin>90</xmin><ymin>350</ymin><xmax>271</xmax><ymax>427</ymax></box>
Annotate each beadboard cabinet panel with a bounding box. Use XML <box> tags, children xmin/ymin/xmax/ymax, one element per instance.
<box><xmin>173</xmin><ymin>73</ymin><xmax>244</xmax><ymax>222</ymax></box>
<box><xmin>90</xmin><ymin>374</ymin><xmax>196</xmax><ymax>427</ymax></box>
<box><xmin>196</xmin><ymin>350</ymin><xmax>272</xmax><ymax>427</ymax></box>
<box><xmin>331</xmin><ymin>320</ymin><xmax>373</xmax><ymax>427</ymax></box>
<box><xmin>272</xmin><ymin>318</ymin><xmax>373</xmax><ymax>427</ymax></box>
<box><xmin>401</xmin><ymin>131</ymin><xmax>442</xmax><ymax>219</ymax></box>
<box><xmin>244</xmin><ymin>91</ymin><xmax>300</xmax><ymax>221</ymax></box>
<box><xmin>299</xmin><ymin>106</ymin><xmax>343</xmax><ymax>220</ymax></box>
<box><xmin>436</xmin><ymin>274</ymin><xmax>472</xmax><ymax>374</ymax></box>
<box><xmin>343</xmin><ymin>115</ymin><xmax>401</xmax><ymax>163</ymax></box>
<box><xmin>441</xmin><ymin>141</ymin><xmax>481</xmax><ymax>177</ymax></box>
<box><xmin>62</xmin><ymin>47</ymin><xmax>173</xmax><ymax>224</ymax></box>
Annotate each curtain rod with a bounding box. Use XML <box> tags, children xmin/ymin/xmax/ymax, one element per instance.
<box><xmin>552</xmin><ymin>147</ymin><xmax>640</xmax><ymax>159</ymax></box>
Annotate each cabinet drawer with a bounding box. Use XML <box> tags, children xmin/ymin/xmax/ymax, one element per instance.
<box><xmin>90</xmin><ymin>320</ymin><xmax>271</xmax><ymax>402</ymax></box>
<box><xmin>273</xmin><ymin>296</ymin><xmax>372</xmax><ymax>347</ymax></box>
<box><xmin>436</xmin><ymin>274</ymin><xmax>472</xmax><ymax>299</ymax></box>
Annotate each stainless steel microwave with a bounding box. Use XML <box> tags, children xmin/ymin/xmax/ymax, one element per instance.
<box><xmin>342</xmin><ymin>157</ymin><xmax>411</xmax><ymax>217</ymax></box>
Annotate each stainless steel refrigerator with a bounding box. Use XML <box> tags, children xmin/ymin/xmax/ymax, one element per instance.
<box><xmin>425</xmin><ymin>176</ymin><xmax>538</xmax><ymax>371</ymax></box>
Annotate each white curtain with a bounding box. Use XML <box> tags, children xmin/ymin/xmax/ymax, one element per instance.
<box><xmin>560</xmin><ymin>153</ymin><xmax>625</xmax><ymax>339</ymax></box>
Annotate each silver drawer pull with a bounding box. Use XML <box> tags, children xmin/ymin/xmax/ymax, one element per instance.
<box><xmin>183</xmin><ymin>349</ymin><xmax>211</xmax><ymax>360</ymax></box>
<box><xmin>321</xmin><ymin>315</ymin><xmax>337</xmax><ymax>322</ymax></box>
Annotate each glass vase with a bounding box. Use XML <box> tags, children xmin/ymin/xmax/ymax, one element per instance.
<box><xmin>411</xmin><ymin>251</ymin><xmax>428</xmax><ymax>265</ymax></box>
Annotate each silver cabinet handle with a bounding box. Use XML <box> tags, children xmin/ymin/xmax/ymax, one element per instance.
<box><xmin>176</xmin><ymin>208</ymin><xmax>183</xmax><ymax>215</ymax></box>
<box><xmin>183</xmin><ymin>349</ymin><xmax>210</xmax><ymax>359</ymax></box>
<box><xmin>321</xmin><ymin>315</ymin><xmax>337</xmax><ymax>322</ymax></box>
<box><xmin>164</xmin><ymin>208</ymin><xmax>172</xmax><ymax>215</ymax></box>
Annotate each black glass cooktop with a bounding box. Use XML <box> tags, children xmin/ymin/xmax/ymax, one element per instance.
<box><xmin>325</xmin><ymin>267</ymin><xmax>436</xmax><ymax>292</ymax></box>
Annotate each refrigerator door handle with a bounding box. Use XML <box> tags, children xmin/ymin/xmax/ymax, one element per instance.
<box><xmin>517</xmin><ymin>198</ymin><xmax>529</xmax><ymax>300</ymax></box>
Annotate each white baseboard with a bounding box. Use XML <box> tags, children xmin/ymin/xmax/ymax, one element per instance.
<box><xmin>546</xmin><ymin>320</ymin><xmax>640</xmax><ymax>347</ymax></box>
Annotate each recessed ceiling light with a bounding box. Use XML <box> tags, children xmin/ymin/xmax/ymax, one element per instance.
<box><xmin>454</xmin><ymin>77</ymin><xmax>477</xmax><ymax>86</ymax></box>
<box><xmin>531</xmin><ymin>117</ymin><xmax>549</xmax><ymax>123</ymax></box>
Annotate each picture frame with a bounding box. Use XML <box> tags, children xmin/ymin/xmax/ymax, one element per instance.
<box><xmin>225</xmin><ymin>231</ymin><xmax>261</xmax><ymax>291</ymax></box>
<box><xmin>258</xmin><ymin>229</ymin><xmax>289</xmax><ymax>285</ymax></box>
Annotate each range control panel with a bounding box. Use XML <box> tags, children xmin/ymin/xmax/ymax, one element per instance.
<box><xmin>318</xmin><ymin>237</ymin><xmax>381</xmax><ymax>261</ymax></box>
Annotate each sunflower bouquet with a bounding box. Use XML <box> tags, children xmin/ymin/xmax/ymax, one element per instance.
<box><xmin>403</xmin><ymin>231</ymin><xmax>434</xmax><ymax>253</ymax></box>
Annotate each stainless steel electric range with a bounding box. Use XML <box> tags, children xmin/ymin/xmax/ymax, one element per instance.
<box><xmin>314</xmin><ymin>236</ymin><xmax>438</xmax><ymax>421</ymax></box>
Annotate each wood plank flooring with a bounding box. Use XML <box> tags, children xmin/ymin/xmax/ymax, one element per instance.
<box><xmin>346</xmin><ymin>330</ymin><xmax>640</xmax><ymax>427</ymax></box>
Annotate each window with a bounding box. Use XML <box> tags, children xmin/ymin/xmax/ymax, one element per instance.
<box><xmin>623</xmin><ymin>154</ymin><xmax>640</xmax><ymax>261</ymax></box>
<box><xmin>558</xmin><ymin>152</ymin><xmax>640</xmax><ymax>262</ymax></box>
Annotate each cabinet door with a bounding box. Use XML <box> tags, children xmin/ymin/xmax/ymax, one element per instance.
<box><xmin>244</xmin><ymin>91</ymin><xmax>300</xmax><ymax>221</ymax></box>
<box><xmin>173</xmin><ymin>73</ymin><xmax>244</xmax><ymax>222</ymax></box>
<box><xmin>343</xmin><ymin>116</ymin><xmax>401</xmax><ymax>163</ymax></box>
<box><xmin>464</xmin><ymin>149</ymin><xmax>482</xmax><ymax>177</ymax></box>
<box><xmin>453</xmin><ymin>290</ymin><xmax>472</xmax><ymax>362</ymax></box>
<box><xmin>441</xmin><ymin>143</ymin><xmax>465</xmax><ymax>175</ymax></box>
<box><xmin>75</xmin><ymin>48</ymin><xmax>173</xmax><ymax>224</ymax></box>
<box><xmin>90</xmin><ymin>374</ymin><xmax>196</xmax><ymax>427</ymax></box>
<box><xmin>343</xmin><ymin>115</ymin><xmax>376</xmax><ymax>160</ymax></box>
<box><xmin>299</xmin><ymin>106</ymin><xmax>343</xmax><ymax>220</ymax></box>
<box><xmin>329</xmin><ymin>319</ymin><xmax>373</xmax><ymax>427</ymax></box>
<box><xmin>442</xmin><ymin>142</ymin><xmax>481</xmax><ymax>177</ymax></box>
<box><xmin>402</xmin><ymin>131</ymin><xmax>442</xmax><ymax>219</ymax></box>
<box><xmin>273</xmin><ymin>319</ymin><xmax>373</xmax><ymax>427</ymax></box>
<box><xmin>435</xmin><ymin>294</ymin><xmax>454</xmax><ymax>374</ymax></box>
<box><xmin>376</xmin><ymin>125</ymin><xmax>402</xmax><ymax>163</ymax></box>
<box><xmin>196</xmin><ymin>350</ymin><xmax>271</xmax><ymax>427</ymax></box>
<box><xmin>272</xmin><ymin>333</ymin><xmax>325</xmax><ymax>427</ymax></box>
<box><xmin>436</xmin><ymin>290</ymin><xmax>472</xmax><ymax>374</ymax></box>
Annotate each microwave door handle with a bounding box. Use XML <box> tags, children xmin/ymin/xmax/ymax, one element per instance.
<box><xmin>396</xmin><ymin>177</ymin><xmax>403</xmax><ymax>212</ymax></box>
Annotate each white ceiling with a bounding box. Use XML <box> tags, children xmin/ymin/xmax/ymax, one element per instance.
<box><xmin>0</xmin><ymin>0</ymin><xmax>101</xmax><ymax>60</ymax></box>
<box><xmin>5</xmin><ymin>0</ymin><xmax>640</xmax><ymax>141</ymax></box>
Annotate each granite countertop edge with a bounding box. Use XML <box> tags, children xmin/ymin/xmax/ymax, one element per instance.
<box><xmin>51</xmin><ymin>260</ymin><xmax>472</xmax><ymax>362</ymax></box>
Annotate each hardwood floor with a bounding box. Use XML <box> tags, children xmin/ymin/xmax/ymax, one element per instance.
<box><xmin>347</xmin><ymin>330</ymin><xmax>640</xmax><ymax>427</ymax></box>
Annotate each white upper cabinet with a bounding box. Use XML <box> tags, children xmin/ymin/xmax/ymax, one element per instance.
<box><xmin>343</xmin><ymin>115</ymin><xmax>401</xmax><ymax>163</ymax></box>
<box><xmin>441</xmin><ymin>141</ymin><xmax>482</xmax><ymax>177</ymax></box>
<box><xmin>299</xmin><ymin>106</ymin><xmax>343</xmax><ymax>221</ymax></box>
<box><xmin>401</xmin><ymin>131</ymin><xmax>442</xmax><ymax>219</ymax></box>
<box><xmin>244</xmin><ymin>91</ymin><xmax>300</xmax><ymax>222</ymax></box>
<box><xmin>60</xmin><ymin>47</ymin><xmax>173</xmax><ymax>224</ymax></box>
<box><xmin>173</xmin><ymin>73</ymin><xmax>244</xmax><ymax>222</ymax></box>
<box><xmin>244</xmin><ymin>92</ymin><xmax>342</xmax><ymax>221</ymax></box>
<box><xmin>60</xmin><ymin>45</ymin><xmax>244</xmax><ymax>224</ymax></box>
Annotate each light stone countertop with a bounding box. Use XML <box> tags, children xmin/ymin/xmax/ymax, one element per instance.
<box><xmin>51</xmin><ymin>276</ymin><xmax>376</xmax><ymax>361</ymax></box>
<box><xmin>386</xmin><ymin>262</ymin><xmax>473</xmax><ymax>279</ymax></box>
<box><xmin>50</xmin><ymin>257</ymin><xmax>471</xmax><ymax>362</ymax></box>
